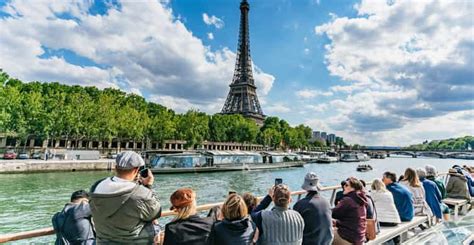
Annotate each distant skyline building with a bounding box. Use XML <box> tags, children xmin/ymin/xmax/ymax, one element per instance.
<box><xmin>221</xmin><ymin>0</ymin><xmax>265</xmax><ymax>124</ymax></box>
<box><xmin>328</xmin><ymin>133</ymin><xmax>336</xmax><ymax>143</ymax></box>
<box><xmin>320</xmin><ymin>132</ymin><xmax>327</xmax><ymax>140</ymax></box>
<box><xmin>312</xmin><ymin>131</ymin><xmax>321</xmax><ymax>139</ymax></box>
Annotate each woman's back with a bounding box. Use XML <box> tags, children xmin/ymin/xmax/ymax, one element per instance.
<box><xmin>400</xmin><ymin>181</ymin><xmax>431</xmax><ymax>216</ymax></box>
<box><xmin>370</xmin><ymin>190</ymin><xmax>401</xmax><ymax>224</ymax></box>
<box><xmin>208</xmin><ymin>217</ymin><xmax>256</xmax><ymax>245</ymax></box>
<box><xmin>164</xmin><ymin>215</ymin><xmax>213</xmax><ymax>245</ymax></box>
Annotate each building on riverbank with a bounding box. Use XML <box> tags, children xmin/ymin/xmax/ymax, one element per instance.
<box><xmin>0</xmin><ymin>134</ymin><xmax>264</xmax><ymax>156</ymax></box>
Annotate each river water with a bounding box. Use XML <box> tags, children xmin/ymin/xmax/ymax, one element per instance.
<box><xmin>0</xmin><ymin>156</ymin><xmax>472</xmax><ymax>243</ymax></box>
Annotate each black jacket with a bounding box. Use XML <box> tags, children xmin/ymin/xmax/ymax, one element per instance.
<box><xmin>52</xmin><ymin>202</ymin><xmax>95</xmax><ymax>245</ymax></box>
<box><xmin>208</xmin><ymin>217</ymin><xmax>256</xmax><ymax>245</ymax></box>
<box><xmin>163</xmin><ymin>215</ymin><xmax>213</xmax><ymax>245</ymax></box>
<box><xmin>293</xmin><ymin>191</ymin><xmax>333</xmax><ymax>245</ymax></box>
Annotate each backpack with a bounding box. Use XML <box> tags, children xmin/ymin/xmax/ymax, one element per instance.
<box><xmin>52</xmin><ymin>210</ymin><xmax>71</xmax><ymax>245</ymax></box>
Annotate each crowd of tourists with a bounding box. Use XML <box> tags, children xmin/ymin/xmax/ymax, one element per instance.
<box><xmin>51</xmin><ymin>151</ymin><xmax>474</xmax><ymax>245</ymax></box>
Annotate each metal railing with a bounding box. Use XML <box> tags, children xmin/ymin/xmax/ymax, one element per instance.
<box><xmin>0</xmin><ymin>173</ymin><xmax>450</xmax><ymax>243</ymax></box>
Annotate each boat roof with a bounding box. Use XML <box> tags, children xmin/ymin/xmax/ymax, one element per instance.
<box><xmin>156</xmin><ymin>153</ymin><xmax>203</xmax><ymax>157</ymax></box>
<box><xmin>204</xmin><ymin>150</ymin><xmax>260</xmax><ymax>156</ymax></box>
<box><xmin>261</xmin><ymin>151</ymin><xmax>297</xmax><ymax>156</ymax></box>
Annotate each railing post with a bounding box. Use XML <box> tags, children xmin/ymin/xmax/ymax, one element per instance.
<box><xmin>330</xmin><ymin>189</ymin><xmax>337</xmax><ymax>207</ymax></box>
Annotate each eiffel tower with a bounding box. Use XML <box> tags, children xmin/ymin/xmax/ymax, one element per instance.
<box><xmin>221</xmin><ymin>0</ymin><xmax>265</xmax><ymax>125</ymax></box>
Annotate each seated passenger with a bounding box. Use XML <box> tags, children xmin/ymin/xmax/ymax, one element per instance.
<box><xmin>52</xmin><ymin>190</ymin><xmax>95</xmax><ymax>244</ymax></box>
<box><xmin>416</xmin><ymin>168</ymin><xmax>442</xmax><ymax>220</ymax></box>
<box><xmin>370</xmin><ymin>179</ymin><xmax>401</xmax><ymax>226</ymax></box>
<box><xmin>252</xmin><ymin>184</ymin><xmax>304</xmax><ymax>245</ymax></box>
<box><xmin>163</xmin><ymin>188</ymin><xmax>213</xmax><ymax>245</ymax></box>
<box><xmin>382</xmin><ymin>171</ymin><xmax>414</xmax><ymax>221</ymax></box>
<box><xmin>293</xmin><ymin>172</ymin><xmax>333</xmax><ymax>245</ymax></box>
<box><xmin>400</xmin><ymin>168</ymin><xmax>432</xmax><ymax>217</ymax></box>
<box><xmin>208</xmin><ymin>194</ymin><xmax>257</xmax><ymax>245</ymax></box>
<box><xmin>446</xmin><ymin>168</ymin><xmax>470</xmax><ymax>200</ymax></box>
<box><xmin>332</xmin><ymin>177</ymin><xmax>367</xmax><ymax>245</ymax></box>
<box><xmin>453</xmin><ymin>165</ymin><xmax>474</xmax><ymax>197</ymax></box>
<box><xmin>425</xmin><ymin>165</ymin><xmax>450</xmax><ymax>220</ymax></box>
<box><xmin>425</xmin><ymin>165</ymin><xmax>447</xmax><ymax>199</ymax></box>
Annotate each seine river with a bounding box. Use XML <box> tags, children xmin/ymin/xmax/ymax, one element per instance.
<box><xmin>0</xmin><ymin>156</ymin><xmax>472</xmax><ymax>243</ymax></box>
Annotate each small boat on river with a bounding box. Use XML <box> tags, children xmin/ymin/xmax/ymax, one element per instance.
<box><xmin>356</xmin><ymin>164</ymin><xmax>373</xmax><ymax>172</ymax></box>
<box><xmin>147</xmin><ymin>150</ymin><xmax>305</xmax><ymax>174</ymax></box>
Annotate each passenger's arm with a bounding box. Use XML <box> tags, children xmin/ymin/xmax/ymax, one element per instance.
<box><xmin>253</xmin><ymin>195</ymin><xmax>272</xmax><ymax>213</ymax></box>
<box><xmin>139</xmin><ymin>193</ymin><xmax>162</xmax><ymax>221</ymax></box>
<box><xmin>331</xmin><ymin>197</ymin><xmax>349</xmax><ymax>220</ymax></box>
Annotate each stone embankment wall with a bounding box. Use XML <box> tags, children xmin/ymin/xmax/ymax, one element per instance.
<box><xmin>0</xmin><ymin>159</ymin><xmax>115</xmax><ymax>174</ymax></box>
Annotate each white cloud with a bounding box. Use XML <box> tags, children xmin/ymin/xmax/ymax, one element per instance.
<box><xmin>296</xmin><ymin>89</ymin><xmax>333</xmax><ymax>99</ymax></box>
<box><xmin>314</xmin><ymin>0</ymin><xmax>474</xmax><ymax>143</ymax></box>
<box><xmin>207</xmin><ymin>32</ymin><xmax>214</xmax><ymax>40</ymax></box>
<box><xmin>304</xmin><ymin>48</ymin><xmax>310</xmax><ymax>55</ymax></box>
<box><xmin>305</xmin><ymin>104</ymin><xmax>328</xmax><ymax>113</ymax></box>
<box><xmin>202</xmin><ymin>13</ymin><xmax>224</xmax><ymax>29</ymax></box>
<box><xmin>266</xmin><ymin>103</ymin><xmax>291</xmax><ymax>113</ymax></box>
<box><xmin>0</xmin><ymin>1</ymin><xmax>274</xmax><ymax>114</ymax></box>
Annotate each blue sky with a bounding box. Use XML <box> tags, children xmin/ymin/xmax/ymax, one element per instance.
<box><xmin>0</xmin><ymin>0</ymin><xmax>472</xmax><ymax>145</ymax></box>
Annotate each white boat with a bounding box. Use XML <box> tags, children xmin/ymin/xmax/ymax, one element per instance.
<box><xmin>340</xmin><ymin>153</ymin><xmax>359</xmax><ymax>162</ymax></box>
<box><xmin>356</xmin><ymin>153</ymin><xmax>370</xmax><ymax>161</ymax></box>
<box><xmin>148</xmin><ymin>151</ymin><xmax>305</xmax><ymax>174</ymax></box>
<box><xmin>316</xmin><ymin>154</ymin><xmax>338</xmax><ymax>163</ymax></box>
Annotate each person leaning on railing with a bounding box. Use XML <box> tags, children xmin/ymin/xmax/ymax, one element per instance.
<box><xmin>163</xmin><ymin>188</ymin><xmax>213</xmax><ymax>245</ymax></box>
<box><xmin>208</xmin><ymin>194</ymin><xmax>258</xmax><ymax>245</ymax></box>
<box><xmin>331</xmin><ymin>177</ymin><xmax>368</xmax><ymax>245</ymax></box>
<box><xmin>293</xmin><ymin>172</ymin><xmax>333</xmax><ymax>245</ymax></box>
<box><xmin>52</xmin><ymin>190</ymin><xmax>95</xmax><ymax>244</ymax></box>
<box><xmin>251</xmin><ymin>184</ymin><xmax>305</xmax><ymax>245</ymax></box>
<box><xmin>89</xmin><ymin>151</ymin><xmax>161</xmax><ymax>244</ymax></box>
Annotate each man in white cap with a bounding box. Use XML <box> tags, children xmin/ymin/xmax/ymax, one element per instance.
<box><xmin>293</xmin><ymin>172</ymin><xmax>333</xmax><ymax>245</ymax></box>
<box><xmin>89</xmin><ymin>151</ymin><xmax>161</xmax><ymax>244</ymax></box>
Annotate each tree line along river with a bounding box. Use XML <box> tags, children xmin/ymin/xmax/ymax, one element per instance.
<box><xmin>0</xmin><ymin>156</ymin><xmax>471</xmax><ymax>243</ymax></box>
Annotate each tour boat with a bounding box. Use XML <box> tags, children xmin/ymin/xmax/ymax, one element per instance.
<box><xmin>147</xmin><ymin>151</ymin><xmax>305</xmax><ymax>174</ymax></box>
<box><xmin>340</xmin><ymin>153</ymin><xmax>359</xmax><ymax>162</ymax></box>
<box><xmin>316</xmin><ymin>154</ymin><xmax>338</xmax><ymax>164</ymax></box>
<box><xmin>356</xmin><ymin>153</ymin><xmax>370</xmax><ymax>161</ymax></box>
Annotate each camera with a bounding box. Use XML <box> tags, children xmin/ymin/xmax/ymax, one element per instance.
<box><xmin>139</xmin><ymin>166</ymin><xmax>149</xmax><ymax>178</ymax></box>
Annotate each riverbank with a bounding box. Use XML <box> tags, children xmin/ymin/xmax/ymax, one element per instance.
<box><xmin>0</xmin><ymin>159</ymin><xmax>114</xmax><ymax>173</ymax></box>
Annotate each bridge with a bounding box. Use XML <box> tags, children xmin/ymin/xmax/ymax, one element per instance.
<box><xmin>355</xmin><ymin>147</ymin><xmax>473</xmax><ymax>158</ymax></box>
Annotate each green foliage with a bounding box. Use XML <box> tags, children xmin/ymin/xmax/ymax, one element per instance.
<box><xmin>407</xmin><ymin>136</ymin><xmax>474</xmax><ymax>150</ymax></box>
<box><xmin>0</xmin><ymin>71</ymin><xmax>315</xmax><ymax>149</ymax></box>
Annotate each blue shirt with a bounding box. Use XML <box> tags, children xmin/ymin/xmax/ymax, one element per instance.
<box><xmin>386</xmin><ymin>182</ymin><xmax>414</xmax><ymax>221</ymax></box>
<box><xmin>420</xmin><ymin>178</ymin><xmax>442</xmax><ymax>219</ymax></box>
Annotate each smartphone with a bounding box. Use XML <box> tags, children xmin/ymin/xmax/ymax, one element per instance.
<box><xmin>275</xmin><ymin>178</ymin><xmax>283</xmax><ymax>186</ymax></box>
<box><xmin>140</xmin><ymin>167</ymin><xmax>149</xmax><ymax>178</ymax></box>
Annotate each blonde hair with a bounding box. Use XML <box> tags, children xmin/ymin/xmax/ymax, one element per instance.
<box><xmin>371</xmin><ymin>178</ymin><xmax>387</xmax><ymax>192</ymax></box>
<box><xmin>174</xmin><ymin>199</ymin><xmax>197</xmax><ymax>221</ymax></box>
<box><xmin>403</xmin><ymin>168</ymin><xmax>421</xmax><ymax>187</ymax></box>
<box><xmin>222</xmin><ymin>194</ymin><xmax>248</xmax><ymax>221</ymax></box>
